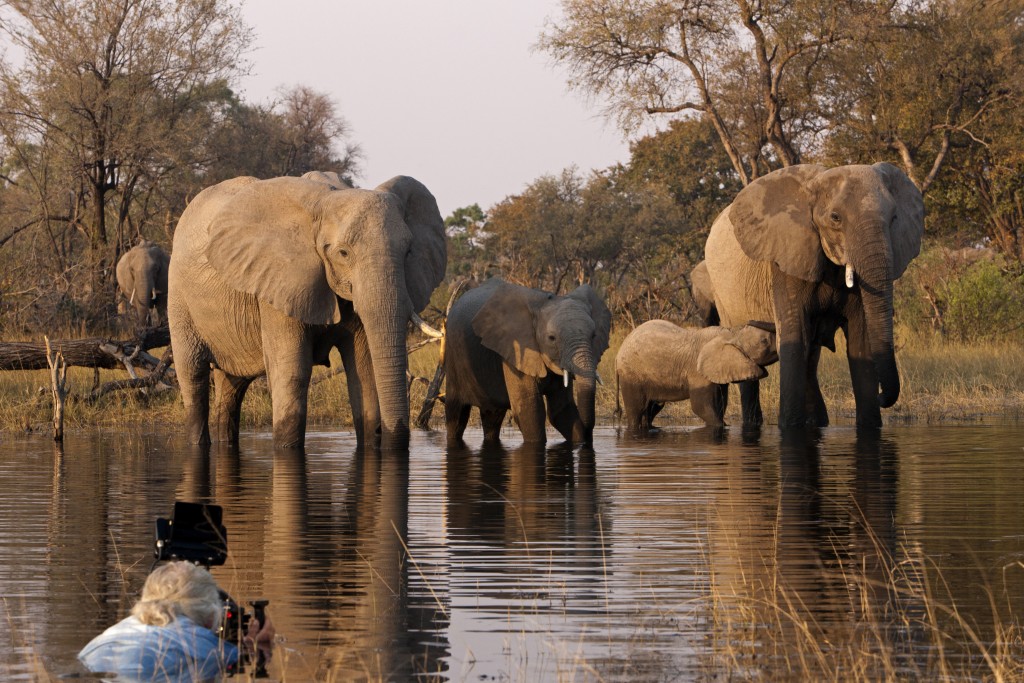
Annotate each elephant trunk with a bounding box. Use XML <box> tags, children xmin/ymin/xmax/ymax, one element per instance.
<box><xmin>564</xmin><ymin>344</ymin><xmax>597</xmax><ymax>441</ymax></box>
<box><xmin>357</xmin><ymin>283</ymin><xmax>412</xmax><ymax>450</ymax></box>
<box><xmin>851</xmin><ymin>227</ymin><xmax>900</xmax><ymax>408</ymax></box>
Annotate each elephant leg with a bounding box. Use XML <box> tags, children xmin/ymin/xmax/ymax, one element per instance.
<box><xmin>503</xmin><ymin>364</ymin><xmax>547</xmax><ymax>444</ymax></box>
<box><xmin>739</xmin><ymin>380</ymin><xmax>763</xmax><ymax>425</ymax></box>
<box><xmin>260</xmin><ymin>311</ymin><xmax>313</xmax><ymax>449</ymax></box>
<box><xmin>338</xmin><ymin>320</ymin><xmax>381</xmax><ymax>445</ymax></box>
<box><xmin>645</xmin><ymin>401</ymin><xmax>665</xmax><ymax>429</ymax></box>
<box><xmin>620</xmin><ymin>384</ymin><xmax>647</xmax><ymax>431</ymax></box>
<box><xmin>171</xmin><ymin>329</ymin><xmax>211</xmax><ymax>446</ymax></box>
<box><xmin>546</xmin><ymin>385</ymin><xmax>581</xmax><ymax>443</ymax></box>
<box><xmin>773</xmin><ymin>270</ymin><xmax>813</xmax><ymax>428</ymax></box>
<box><xmin>212</xmin><ymin>369</ymin><xmax>252</xmax><ymax>443</ymax></box>
<box><xmin>480</xmin><ymin>409</ymin><xmax>506</xmax><ymax>442</ymax></box>
<box><xmin>444</xmin><ymin>398</ymin><xmax>472</xmax><ymax>445</ymax></box>
<box><xmin>845</xmin><ymin>309</ymin><xmax>883</xmax><ymax>429</ymax></box>
<box><xmin>804</xmin><ymin>344</ymin><xmax>829</xmax><ymax>427</ymax></box>
<box><xmin>690</xmin><ymin>383</ymin><xmax>726</xmax><ymax>427</ymax></box>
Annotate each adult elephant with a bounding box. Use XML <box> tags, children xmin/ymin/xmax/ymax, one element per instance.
<box><xmin>444</xmin><ymin>278</ymin><xmax>612</xmax><ymax>446</ymax></box>
<box><xmin>116</xmin><ymin>240</ymin><xmax>170</xmax><ymax>326</ymax></box>
<box><xmin>168</xmin><ymin>171</ymin><xmax>446</xmax><ymax>449</ymax></box>
<box><xmin>704</xmin><ymin>163</ymin><xmax>923</xmax><ymax>429</ymax></box>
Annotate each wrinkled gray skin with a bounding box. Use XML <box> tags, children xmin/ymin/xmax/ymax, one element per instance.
<box><xmin>116</xmin><ymin>240</ymin><xmax>170</xmax><ymax>326</ymax></box>
<box><xmin>168</xmin><ymin>171</ymin><xmax>446</xmax><ymax>450</ymax></box>
<box><xmin>616</xmin><ymin>320</ymin><xmax>777</xmax><ymax>429</ymax></box>
<box><xmin>689</xmin><ymin>260</ymin><xmax>719</xmax><ymax>326</ymax></box>
<box><xmin>704</xmin><ymin>163</ymin><xmax>923</xmax><ymax>429</ymax></box>
<box><xmin>444</xmin><ymin>278</ymin><xmax>612</xmax><ymax>446</ymax></box>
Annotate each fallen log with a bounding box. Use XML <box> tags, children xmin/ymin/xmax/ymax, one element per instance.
<box><xmin>0</xmin><ymin>325</ymin><xmax>171</xmax><ymax>371</ymax></box>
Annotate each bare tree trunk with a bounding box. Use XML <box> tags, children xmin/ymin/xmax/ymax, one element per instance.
<box><xmin>45</xmin><ymin>337</ymin><xmax>68</xmax><ymax>442</ymax></box>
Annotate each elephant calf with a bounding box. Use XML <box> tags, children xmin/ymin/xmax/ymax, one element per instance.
<box><xmin>444</xmin><ymin>278</ymin><xmax>611</xmax><ymax>446</ymax></box>
<box><xmin>615</xmin><ymin>320</ymin><xmax>777</xmax><ymax>430</ymax></box>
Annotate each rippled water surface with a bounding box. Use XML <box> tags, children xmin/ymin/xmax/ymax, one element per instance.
<box><xmin>2</xmin><ymin>423</ymin><xmax>1023</xmax><ymax>681</ymax></box>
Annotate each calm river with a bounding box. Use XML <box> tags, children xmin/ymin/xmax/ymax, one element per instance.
<box><xmin>1</xmin><ymin>422</ymin><xmax>1023</xmax><ymax>681</ymax></box>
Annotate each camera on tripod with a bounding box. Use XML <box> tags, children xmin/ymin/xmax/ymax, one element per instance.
<box><xmin>153</xmin><ymin>501</ymin><xmax>268</xmax><ymax>646</ymax></box>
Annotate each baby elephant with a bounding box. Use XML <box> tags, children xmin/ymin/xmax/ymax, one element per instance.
<box><xmin>444</xmin><ymin>278</ymin><xmax>611</xmax><ymax>446</ymax></box>
<box><xmin>616</xmin><ymin>320</ymin><xmax>777</xmax><ymax>430</ymax></box>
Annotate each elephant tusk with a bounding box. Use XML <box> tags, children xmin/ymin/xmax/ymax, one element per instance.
<box><xmin>411</xmin><ymin>310</ymin><xmax>443</xmax><ymax>338</ymax></box>
<box><xmin>596</xmin><ymin>372</ymin><xmax>604</xmax><ymax>387</ymax></box>
<box><xmin>845</xmin><ymin>263</ymin><xmax>855</xmax><ymax>289</ymax></box>
<box><xmin>563</xmin><ymin>370</ymin><xmax>569</xmax><ymax>388</ymax></box>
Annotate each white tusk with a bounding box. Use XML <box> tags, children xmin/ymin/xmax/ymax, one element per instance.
<box><xmin>845</xmin><ymin>263</ymin><xmax>855</xmax><ymax>289</ymax></box>
<box><xmin>563</xmin><ymin>370</ymin><xmax>569</xmax><ymax>388</ymax></box>
<box><xmin>411</xmin><ymin>310</ymin><xmax>443</xmax><ymax>338</ymax></box>
<box><xmin>596</xmin><ymin>372</ymin><xmax>604</xmax><ymax>386</ymax></box>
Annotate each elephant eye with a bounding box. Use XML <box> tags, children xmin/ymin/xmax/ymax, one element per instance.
<box><xmin>830</xmin><ymin>211</ymin><xmax>842</xmax><ymax>224</ymax></box>
<box><xmin>548</xmin><ymin>334</ymin><xmax>556</xmax><ymax>342</ymax></box>
<box><xmin>338</xmin><ymin>247</ymin><xmax>349</xmax><ymax>258</ymax></box>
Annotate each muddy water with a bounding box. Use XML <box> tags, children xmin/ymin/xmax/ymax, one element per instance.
<box><xmin>1</xmin><ymin>423</ymin><xmax>1022</xmax><ymax>681</ymax></box>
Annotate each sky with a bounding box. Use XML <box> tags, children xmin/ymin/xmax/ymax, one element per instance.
<box><xmin>236</xmin><ymin>0</ymin><xmax>632</xmax><ymax>217</ymax></box>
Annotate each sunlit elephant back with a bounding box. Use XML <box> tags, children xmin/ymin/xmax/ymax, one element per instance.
<box><xmin>704</xmin><ymin>163</ymin><xmax>923</xmax><ymax>428</ymax></box>
<box><xmin>168</xmin><ymin>172</ymin><xmax>446</xmax><ymax>449</ymax></box>
<box><xmin>116</xmin><ymin>240</ymin><xmax>170</xmax><ymax>327</ymax></box>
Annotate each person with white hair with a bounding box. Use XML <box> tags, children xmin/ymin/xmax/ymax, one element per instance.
<box><xmin>78</xmin><ymin>561</ymin><xmax>273</xmax><ymax>680</ymax></box>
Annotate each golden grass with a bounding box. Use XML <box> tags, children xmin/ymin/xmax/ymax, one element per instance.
<box><xmin>2</xmin><ymin>334</ymin><xmax>1022</xmax><ymax>434</ymax></box>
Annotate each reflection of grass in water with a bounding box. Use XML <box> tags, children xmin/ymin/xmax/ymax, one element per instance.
<box><xmin>698</xmin><ymin>508</ymin><xmax>1024</xmax><ymax>683</ymax></box>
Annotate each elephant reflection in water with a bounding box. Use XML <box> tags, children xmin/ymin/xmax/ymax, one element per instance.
<box><xmin>702</xmin><ymin>429</ymin><xmax>927</xmax><ymax>674</ymax></box>
<box><xmin>176</xmin><ymin>444</ymin><xmax>448</xmax><ymax>681</ymax></box>
<box><xmin>444</xmin><ymin>442</ymin><xmax>606</xmax><ymax>613</ymax></box>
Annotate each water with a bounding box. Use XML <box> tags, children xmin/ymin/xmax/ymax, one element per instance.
<box><xmin>1</xmin><ymin>423</ymin><xmax>1023</xmax><ymax>681</ymax></box>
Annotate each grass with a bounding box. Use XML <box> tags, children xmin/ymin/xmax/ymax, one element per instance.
<box><xmin>2</xmin><ymin>331</ymin><xmax>1023</xmax><ymax>435</ymax></box>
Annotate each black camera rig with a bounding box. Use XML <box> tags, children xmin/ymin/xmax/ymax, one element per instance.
<box><xmin>153</xmin><ymin>501</ymin><xmax>268</xmax><ymax>675</ymax></box>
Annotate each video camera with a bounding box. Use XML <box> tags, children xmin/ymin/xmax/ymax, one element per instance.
<box><xmin>153</xmin><ymin>502</ymin><xmax>268</xmax><ymax>648</ymax></box>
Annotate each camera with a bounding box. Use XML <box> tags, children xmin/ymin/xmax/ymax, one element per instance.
<box><xmin>153</xmin><ymin>502</ymin><xmax>268</xmax><ymax>647</ymax></box>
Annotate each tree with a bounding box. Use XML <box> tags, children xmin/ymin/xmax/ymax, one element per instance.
<box><xmin>539</xmin><ymin>0</ymin><xmax>886</xmax><ymax>184</ymax></box>
<box><xmin>203</xmin><ymin>85</ymin><xmax>362</xmax><ymax>185</ymax></box>
<box><xmin>0</xmin><ymin>0</ymin><xmax>252</xmax><ymax>324</ymax></box>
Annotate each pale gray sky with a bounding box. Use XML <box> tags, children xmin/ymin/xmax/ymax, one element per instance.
<box><xmin>237</xmin><ymin>0</ymin><xmax>631</xmax><ymax>217</ymax></box>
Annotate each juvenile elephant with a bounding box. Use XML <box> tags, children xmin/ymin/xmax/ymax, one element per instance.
<box><xmin>116</xmin><ymin>240</ymin><xmax>170</xmax><ymax>326</ymax></box>
<box><xmin>616</xmin><ymin>320</ymin><xmax>777</xmax><ymax>430</ymax></box>
<box><xmin>444</xmin><ymin>278</ymin><xmax>611</xmax><ymax>446</ymax></box>
<box><xmin>168</xmin><ymin>171</ymin><xmax>446</xmax><ymax>449</ymax></box>
<box><xmin>704</xmin><ymin>163</ymin><xmax>923</xmax><ymax>429</ymax></box>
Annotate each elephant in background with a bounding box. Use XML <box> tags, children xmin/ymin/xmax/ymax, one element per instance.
<box><xmin>444</xmin><ymin>278</ymin><xmax>612</xmax><ymax>446</ymax></box>
<box><xmin>116</xmin><ymin>240</ymin><xmax>170</xmax><ymax>326</ymax></box>
<box><xmin>704</xmin><ymin>163</ymin><xmax>923</xmax><ymax>429</ymax></box>
<box><xmin>168</xmin><ymin>170</ymin><xmax>446</xmax><ymax>449</ymax></box>
<box><xmin>616</xmin><ymin>320</ymin><xmax>777</xmax><ymax>430</ymax></box>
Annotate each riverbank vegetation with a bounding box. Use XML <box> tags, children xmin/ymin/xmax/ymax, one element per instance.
<box><xmin>1</xmin><ymin>0</ymin><xmax>1023</xmax><ymax>435</ymax></box>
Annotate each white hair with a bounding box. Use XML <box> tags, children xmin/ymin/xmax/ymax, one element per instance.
<box><xmin>131</xmin><ymin>561</ymin><xmax>222</xmax><ymax>630</ymax></box>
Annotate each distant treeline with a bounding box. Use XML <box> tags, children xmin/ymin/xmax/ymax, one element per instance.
<box><xmin>1</xmin><ymin>0</ymin><xmax>1022</xmax><ymax>343</ymax></box>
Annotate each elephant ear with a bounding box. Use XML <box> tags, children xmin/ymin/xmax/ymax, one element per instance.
<box><xmin>697</xmin><ymin>334</ymin><xmax>768</xmax><ymax>384</ymax></box>
<box><xmin>730</xmin><ymin>164</ymin><xmax>829</xmax><ymax>282</ymax></box>
<box><xmin>301</xmin><ymin>170</ymin><xmax>353</xmax><ymax>190</ymax></box>
<box><xmin>472</xmin><ymin>280</ymin><xmax>550</xmax><ymax>377</ymax></box>
<box><xmin>567</xmin><ymin>283</ymin><xmax>612</xmax><ymax>356</ymax></box>
<box><xmin>375</xmin><ymin>176</ymin><xmax>447</xmax><ymax>313</ymax></box>
<box><xmin>206</xmin><ymin>176</ymin><xmax>341</xmax><ymax>325</ymax></box>
<box><xmin>872</xmin><ymin>162</ymin><xmax>924</xmax><ymax>278</ymax></box>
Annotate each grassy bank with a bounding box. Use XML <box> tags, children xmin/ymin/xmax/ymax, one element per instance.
<box><xmin>2</xmin><ymin>335</ymin><xmax>1023</xmax><ymax>435</ymax></box>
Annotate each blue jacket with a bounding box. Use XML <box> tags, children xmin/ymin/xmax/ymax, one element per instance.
<box><xmin>78</xmin><ymin>615</ymin><xmax>238</xmax><ymax>682</ymax></box>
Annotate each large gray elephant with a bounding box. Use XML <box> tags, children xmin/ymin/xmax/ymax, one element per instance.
<box><xmin>168</xmin><ymin>171</ymin><xmax>446</xmax><ymax>449</ymax></box>
<box><xmin>704</xmin><ymin>163</ymin><xmax>923</xmax><ymax>428</ymax></box>
<box><xmin>616</xmin><ymin>320</ymin><xmax>777</xmax><ymax>430</ymax></box>
<box><xmin>116</xmin><ymin>240</ymin><xmax>170</xmax><ymax>326</ymax></box>
<box><xmin>444</xmin><ymin>278</ymin><xmax>612</xmax><ymax>446</ymax></box>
